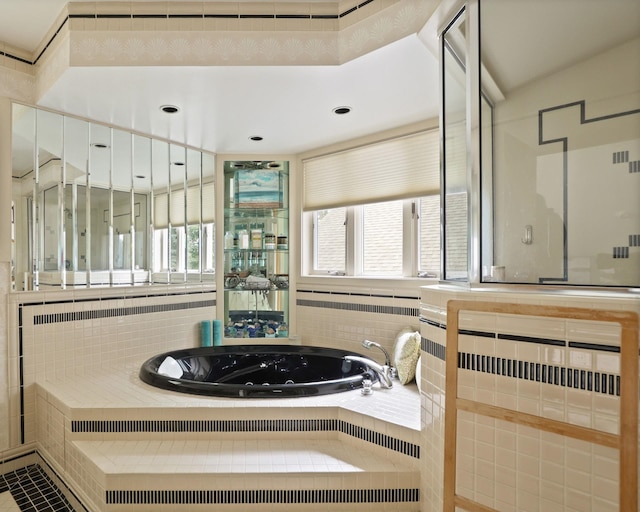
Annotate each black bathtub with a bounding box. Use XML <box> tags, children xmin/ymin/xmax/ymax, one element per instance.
<box><xmin>139</xmin><ymin>345</ymin><xmax>377</xmax><ymax>398</ymax></box>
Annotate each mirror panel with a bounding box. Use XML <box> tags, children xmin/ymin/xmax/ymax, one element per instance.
<box><xmin>37</xmin><ymin>109</ymin><xmax>64</xmax><ymax>285</ymax></box>
<box><xmin>133</xmin><ymin>135</ymin><xmax>152</xmax><ymax>277</ymax></box>
<box><xmin>169</xmin><ymin>144</ymin><xmax>186</xmax><ymax>284</ymax></box>
<box><xmin>88</xmin><ymin>123</ymin><xmax>111</xmax><ymax>276</ymax></box>
<box><xmin>11</xmin><ymin>104</ymin><xmax>215</xmax><ymax>290</ymax></box>
<box><xmin>202</xmin><ymin>152</ymin><xmax>216</xmax><ymax>276</ymax></box>
<box><xmin>151</xmin><ymin>139</ymin><xmax>170</xmax><ymax>282</ymax></box>
<box><xmin>112</xmin><ymin>129</ymin><xmax>133</xmax><ymax>284</ymax></box>
<box><xmin>442</xmin><ymin>9</ymin><xmax>469</xmax><ymax>281</ymax></box>
<box><xmin>186</xmin><ymin>148</ymin><xmax>202</xmax><ymax>278</ymax></box>
<box><xmin>11</xmin><ymin>105</ymin><xmax>36</xmax><ymax>290</ymax></box>
<box><xmin>63</xmin><ymin>116</ymin><xmax>89</xmax><ymax>278</ymax></box>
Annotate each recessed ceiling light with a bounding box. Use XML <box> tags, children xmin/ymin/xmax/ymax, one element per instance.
<box><xmin>332</xmin><ymin>106</ymin><xmax>351</xmax><ymax>115</ymax></box>
<box><xmin>90</xmin><ymin>143</ymin><xmax>109</xmax><ymax>149</ymax></box>
<box><xmin>135</xmin><ymin>175</ymin><xmax>146</xmax><ymax>179</ymax></box>
<box><xmin>160</xmin><ymin>105</ymin><xmax>180</xmax><ymax>114</ymax></box>
<box><xmin>249</xmin><ymin>136</ymin><xmax>263</xmax><ymax>141</ymax></box>
<box><xmin>172</xmin><ymin>161</ymin><xmax>185</xmax><ymax>166</ymax></box>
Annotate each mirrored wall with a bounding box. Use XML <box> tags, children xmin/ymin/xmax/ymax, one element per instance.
<box><xmin>11</xmin><ymin>103</ymin><xmax>216</xmax><ymax>290</ymax></box>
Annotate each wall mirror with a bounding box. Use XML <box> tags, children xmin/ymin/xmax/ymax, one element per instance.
<box><xmin>11</xmin><ymin>103</ymin><xmax>216</xmax><ymax>290</ymax></box>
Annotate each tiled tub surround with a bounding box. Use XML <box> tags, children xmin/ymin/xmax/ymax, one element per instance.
<box><xmin>419</xmin><ymin>285</ymin><xmax>640</xmax><ymax>512</ymax></box>
<box><xmin>35</xmin><ymin>363</ymin><xmax>421</xmax><ymax>512</ymax></box>
<box><xmin>7</xmin><ymin>285</ymin><xmax>216</xmax><ymax>449</ymax></box>
<box><xmin>3</xmin><ymin>284</ymin><xmax>424</xmax><ymax>511</ymax></box>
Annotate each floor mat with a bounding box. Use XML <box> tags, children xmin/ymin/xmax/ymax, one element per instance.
<box><xmin>0</xmin><ymin>464</ymin><xmax>76</xmax><ymax>512</ymax></box>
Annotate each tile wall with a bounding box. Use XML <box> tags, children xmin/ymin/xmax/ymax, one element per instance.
<box><xmin>295</xmin><ymin>288</ymin><xmax>422</xmax><ymax>363</ymax></box>
<box><xmin>7</xmin><ymin>285</ymin><xmax>216</xmax><ymax>449</ymax></box>
<box><xmin>419</xmin><ymin>284</ymin><xmax>640</xmax><ymax>512</ymax></box>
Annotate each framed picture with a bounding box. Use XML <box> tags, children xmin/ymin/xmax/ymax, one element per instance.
<box><xmin>234</xmin><ymin>169</ymin><xmax>283</xmax><ymax>208</ymax></box>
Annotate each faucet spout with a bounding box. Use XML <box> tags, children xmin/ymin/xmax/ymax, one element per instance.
<box><xmin>362</xmin><ymin>339</ymin><xmax>391</xmax><ymax>366</ymax></box>
<box><xmin>344</xmin><ymin>355</ymin><xmax>393</xmax><ymax>389</ymax></box>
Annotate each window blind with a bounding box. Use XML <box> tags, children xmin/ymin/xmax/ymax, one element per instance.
<box><xmin>154</xmin><ymin>181</ymin><xmax>215</xmax><ymax>228</ymax></box>
<box><xmin>303</xmin><ymin>129</ymin><xmax>439</xmax><ymax>211</ymax></box>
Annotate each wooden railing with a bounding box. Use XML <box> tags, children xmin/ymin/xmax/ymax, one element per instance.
<box><xmin>443</xmin><ymin>300</ymin><xmax>639</xmax><ymax>512</ymax></box>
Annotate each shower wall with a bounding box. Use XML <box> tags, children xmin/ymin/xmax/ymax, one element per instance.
<box><xmin>491</xmin><ymin>38</ymin><xmax>640</xmax><ymax>286</ymax></box>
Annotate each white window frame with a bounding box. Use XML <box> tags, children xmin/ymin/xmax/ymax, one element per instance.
<box><xmin>307</xmin><ymin>196</ymin><xmax>439</xmax><ymax>278</ymax></box>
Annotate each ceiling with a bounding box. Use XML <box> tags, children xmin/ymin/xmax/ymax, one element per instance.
<box><xmin>3</xmin><ymin>0</ymin><xmax>440</xmax><ymax>159</ymax></box>
<box><xmin>2</xmin><ymin>0</ymin><xmax>639</xmax><ymax>167</ymax></box>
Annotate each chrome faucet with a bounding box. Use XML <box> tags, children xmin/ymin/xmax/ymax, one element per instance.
<box><xmin>361</xmin><ymin>339</ymin><xmax>397</xmax><ymax>379</ymax></box>
<box><xmin>344</xmin><ymin>355</ymin><xmax>393</xmax><ymax>389</ymax></box>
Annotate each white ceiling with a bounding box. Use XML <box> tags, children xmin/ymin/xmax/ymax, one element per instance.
<box><xmin>2</xmin><ymin>0</ymin><xmax>639</xmax><ymax>168</ymax></box>
<box><xmin>4</xmin><ymin>0</ymin><xmax>439</xmax><ymax>159</ymax></box>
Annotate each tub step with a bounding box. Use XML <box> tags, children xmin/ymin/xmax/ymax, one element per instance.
<box><xmin>71</xmin><ymin>439</ymin><xmax>420</xmax><ymax>511</ymax></box>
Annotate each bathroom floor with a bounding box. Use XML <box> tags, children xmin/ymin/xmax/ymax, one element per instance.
<box><xmin>0</xmin><ymin>464</ymin><xmax>76</xmax><ymax>512</ymax></box>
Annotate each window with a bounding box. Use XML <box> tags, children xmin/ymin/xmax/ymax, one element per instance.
<box><xmin>309</xmin><ymin>195</ymin><xmax>440</xmax><ymax>277</ymax></box>
<box><xmin>314</xmin><ymin>207</ymin><xmax>346</xmax><ymax>273</ymax></box>
<box><xmin>362</xmin><ymin>200</ymin><xmax>403</xmax><ymax>275</ymax></box>
<box><xmin>304</xmin><ymin>129</ymin><xmax>441</xmax><ymax>278</ymax></box>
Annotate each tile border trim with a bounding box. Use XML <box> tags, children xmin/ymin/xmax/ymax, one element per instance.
<box><xmin>106</xmin><ymin>487</ymin><xmax>420</xmax><ymax>505</ymax></box>
<box><xmin>420</xmin><ymin>318</ymin><xmax>622</xmax><ymax>396</ymax></box>
<box><xmin>71</xmin><ymin>418</ymin><xmax>421</xmax><ymax>459</ymax></box>
<box><xmin>6</xmin><ymin>0</ymin><xmax>379</xmax><ymax>66</ymax></box>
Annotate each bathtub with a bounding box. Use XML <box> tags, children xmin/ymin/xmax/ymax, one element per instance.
<box><xmin>139</xmin><ymin>345</ymin><xmax>377</xmax><ymax>398</ymax></box>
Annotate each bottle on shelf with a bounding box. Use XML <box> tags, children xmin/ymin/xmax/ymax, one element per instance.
<box><xmin>224</xmin><ymin>231</ymin><xmax>234</xmax><ymax>249</ymax></box>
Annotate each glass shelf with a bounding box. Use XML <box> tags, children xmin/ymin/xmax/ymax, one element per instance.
<box><xmin>222</xmin><ymin>160</ymin><xmax>289</xmax><ymax>340</ymax></box>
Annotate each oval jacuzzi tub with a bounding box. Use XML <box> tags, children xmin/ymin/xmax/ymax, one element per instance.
<box><xmin>139</xmin><ymin>345</ymin><xmax>377</xmax><ymax>398</ymax></box>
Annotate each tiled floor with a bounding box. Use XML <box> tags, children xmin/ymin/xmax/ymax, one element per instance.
<box><xmin>0</xmin><ymin>465</ymin><xmax>76</xmax><ymax>512</ymax></box>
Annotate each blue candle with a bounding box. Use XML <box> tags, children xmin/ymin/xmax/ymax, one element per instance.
<box><xmin>212</xmin><ymin>319</ymin><xmax>223</xmax><ymax>346</ymax></box>
<box><xmin>201</xmin><ymin>320</ymin><xmax>212</xmax><ymax>347</ymax></box>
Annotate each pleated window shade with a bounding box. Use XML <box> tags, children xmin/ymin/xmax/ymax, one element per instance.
<box><xmin>303</xmin><ymin>129</ymin><xmax>439</xmax><ymax>211</ymax></box>
<box><xmin>154</xmin><ymin>181</ymin><xmax>215</xmax><ymax>228</ymax></box>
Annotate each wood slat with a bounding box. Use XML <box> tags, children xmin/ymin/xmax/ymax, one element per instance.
<box><xmin>442</xmin><ymin>299</ymin><xmax>638</xmax><ymax>512</ymax></box>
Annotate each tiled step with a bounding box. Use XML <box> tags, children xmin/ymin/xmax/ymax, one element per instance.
<box><xmin>70</xmin><ymin>439</ymin><xmax>420</xmax><ymax>512</ymax></box>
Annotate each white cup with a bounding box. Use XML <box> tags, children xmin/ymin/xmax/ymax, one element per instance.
<box><xmin>491</xmin><ymin>266</ymin><xmax>505</xmax><ymax>281</ymax></box>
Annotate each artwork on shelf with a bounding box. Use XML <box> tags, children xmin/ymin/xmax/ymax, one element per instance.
<box><xmin>234</xmin><ymin>169</ymin><xmax>283</xmax><ymax>208</ymax></box>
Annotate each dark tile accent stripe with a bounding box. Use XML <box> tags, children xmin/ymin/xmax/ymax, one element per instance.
<box><xmin>422</xmin><ymin>337</ymin><xmax>446</xmax><ymax>361</ymax></box>
<box><xmin>71</xmin><ymin>419</ymin><xmax>420</xmax><ymax>459</ymax></box>
<box><xmin>613</xmin><ymin>150</ymin><xmax>629</xmax><ymax>164</ymax></box>
<box><xmin>458</xmin><ymin>352</ymin><xmax>620</xmax><ymax>396</ymax></box>
<box><xmin>298</xmin><ymin>289</ymin><xmax>419</xmax><ymax>300</ymax></box>
<box><xmin>297</xmin><ymin>298</ymin><xmax>418</xmax><ymax>317</ymax></box>
<box><xmin>106</xmin><ymin>487</ymin><xmax>420</xmax><ymax>505</ymax></box>
<box><xmin>568</xmin><ymin>341</ymin><xmax>620</xmax><ymax>353</ymax></box>
<box><xmin>613</xmin><ymin>246</ymin><xmax>629</xmax><ymax>258</ymax></box>
<box><xmin>459</xmin><ymin>328</ymin><xmax>495</xmax><ymax>338</ymax></box>
<box><xmin>419</xmin><ymin>316</ymin><xmax>446</xmax><ymax>329</ymax></box>
<box><xmin>630</xmin><ymin>161</ymin><xmax>640</xmax><ymax>173</ymax></box>
<box><xmin>72</xmin><ymin>418</ymin><xmax>338</xmax><ymax>434</ymax></box>
<box><xmin>10</xmin><ymin>1</ymin><xmax>376</xmax><ymax>65</ymax></box>
<box><xmin>341</xmin><ymin>422</ymin><xmax>420</xmax><ymax>459</ymax></box>
<box><xmin>419</xmin><ymin>315</ymin><xmax>623</xmax><ymax>395</ymax></box>
<box><xmin>497</xmin><ymin>333</ymin><xmax>565</xmax><ymax>347</ymax></box>
<box><xmin>33</xmin><ymin>299</ymin><xmax>215</xmax><ymax>325</ymax></box>
<box><xmin>18</xmin><ymin>305</ymin><xmax>24</xmax><ymax>445</ymax></box>
<box><xmin>0</xmin><ymin>50</ymin><xmax>32</xmax><ymax>65</ymax></box>
<box><xmin>630</xmin><ymin>234</ymin><xmax>640</xmax><ymax>246</ymax></box>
